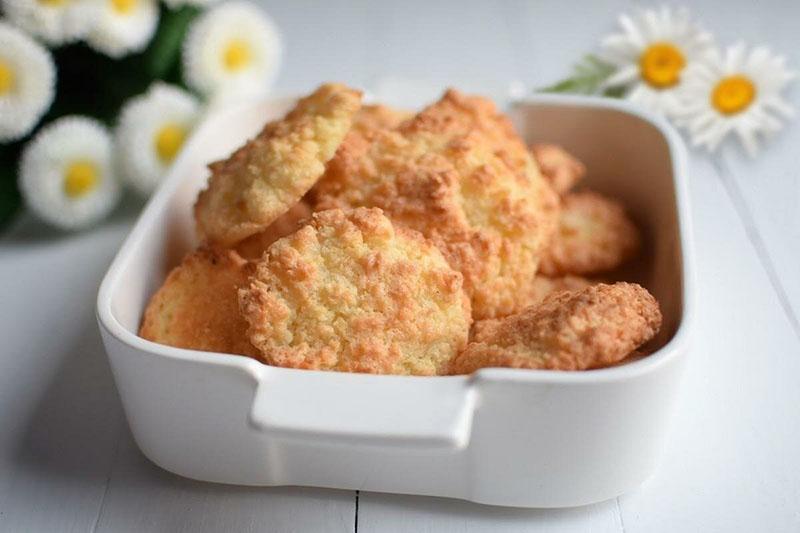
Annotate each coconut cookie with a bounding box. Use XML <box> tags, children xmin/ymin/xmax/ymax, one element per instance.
<box><xmin>239</xmin><ymin>208</ymin><xmax>471</xmax><ymax>375</ymax></box>
<box><xmin>234</xmin><ymin>200</ymin><xmax>313</xmax><ymax>260</ymax></box>
<box><xmin>539</xmin><ymin>191</ymin><xmax>640</xmax><ymax>276</ymax></box>
<box><xmin>140</xmin><ymin>247</ymin><xmax>261</xmax><ymax>359</ymax></box>
<box><xmin>352</xmin><ymin>104</ymin><xmax>413</xmax><ymax>134</ymax></box>
<box><xmin>530</xmin><ymin>143</ymin><xmax>586</xmax><ymax>196</ymax></box>
<box><xmin>451</xmin><ymin>282</ymin><xmax>661</xmax><ymax>373</ymax></box>
<box><xmin>194</xmin><ymin>83</ymin><xmax>362</xmax><ymax>246</ymax></box>
<box><xmin>469</xmin><ymin>275</ymin><xmax>594</xmax><ymax>341</ymax></box>
<box><xmin>314</xmin><ymin>89</ymin><xmax>560</xmax><ymax>319</ymax></box>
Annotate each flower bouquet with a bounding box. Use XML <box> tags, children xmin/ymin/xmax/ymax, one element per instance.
<box><xmin>542</xmin><ymin>6</ymin><xmax>795</xmax><ymax>157</ymax></box>
<box><xmin>0</xmin><ymin>0</ymin><xmax>282</xmax><ymax>230</ymax></box>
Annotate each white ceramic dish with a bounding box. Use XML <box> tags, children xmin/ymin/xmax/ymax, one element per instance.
<box><xmin>97</xmin><ymin>93</ymin><xmax>694</xmax><ymax>508</ymax></box>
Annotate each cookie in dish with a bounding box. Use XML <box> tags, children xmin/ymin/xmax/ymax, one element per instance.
<box><xmin>239</xmin><ymin>207</ymin><xmax>471</xmax><ymax>375</ymax></box>
<box><xmin>451</xmin><ymin>282</ymin><xmax>661</xmax><ymax>374</ymax></box>
<box><xmin>195</xmin><ymin>83</ymin><xmax>362</xmax><ymax>247</ymax></box>
<box><xmin>140</xmin><ymin>247</ymin><xmax>261</xmax><ymax>359</ymax></box>
<box><xmin>314</xmin><ymin>89</ymin><xmax>560</xmax><ymax>319</ymax></box>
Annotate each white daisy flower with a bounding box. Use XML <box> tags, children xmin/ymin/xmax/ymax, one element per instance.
<box><xmin>1</xmin><ymin>0</ymin><xmax>97</xmax><ymax>46</ymax></box>
<box><xmin>19</xmin><ymin>116</ymin><xmax>121</xmax><ymax>230</ymax></box>
<box><xmin>601</xmin><ymin>6</ymin><xmax>715</xmax><ymax>115</ymax></box>
<box><xmin>162</xmin><ymin>0</ymin><xmax>218</xmax><ymax>9</ymax></box>
<box><xmin>182</xmin><ymin>1</ymin><xmax>282</xmax><ymax>98</ymax></box>
<box><xmin>86</xmin><ymin>0</ymin><xmax>159</xmax><ymax>58</ymax></box>
<box><xmin>676</xmin><ymin>43</ymin><xmax>796</xmax><ymax>156</ymax></box>
<box><xmin>116</xmin><ymin>82</ymin><xmax>200</xmax><ymax>195</ymax></box>
<box><xmin>0</xmin><ymin>23</ymin><xmax>57</xmax><ymax>143</ymax></box>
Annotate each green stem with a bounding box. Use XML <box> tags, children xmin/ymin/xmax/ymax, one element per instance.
<box><xmin>142</xmin><ymin>6</ymin><xmax>201</xmax><ymax>82</ymax></box>
<box><xmin>0</xmin><ymin>142</ymin><xmax>23</xmax><ymax>230</ymax></box>
<box><xmin>538</xmin><ymin>55</ymin><xmax>622</xmax><ymax>96</ymax></box>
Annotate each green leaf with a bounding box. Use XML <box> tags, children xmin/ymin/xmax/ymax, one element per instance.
<box><xmin>602</xmin><ymin>85</ymin><xmax>627</xmax><ymax>98</ymax></box>
<box><xmin>538</xmin><ymin>54</ymin><xmax>621</xmax><ymax>96</ymax></box>
<box><xmin>41</xmin><ymin>5</ymin><xmax>201</xmax><ymax>128</ymax></box>
<box><xmin>47</xmin><ymin>43</ymin><xmax>151</xmax><ymax>125</ymax></box>
<box><xmin>0</xmin><ymin>5</ymin><xmax>205</xmax><ymax>231</ymax></box>
<box><xmin>0</xmin><ymin>143</ymin><xmax>23</xmax><ymax>230</ymax></box>
<box><xmin>142</xmin><ymin>6</ymin><xmax>201</xmax><ymax>80</ymax></box>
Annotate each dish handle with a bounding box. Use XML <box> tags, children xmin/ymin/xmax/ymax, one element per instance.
<box><xmin>248</xmin><ymin>370</ymin><xmax>476</xmax><ymax>451</ymax></box>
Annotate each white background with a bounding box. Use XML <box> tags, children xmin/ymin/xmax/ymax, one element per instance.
<box><xmin>1</xmin><ymin>0</ymin><xmax>799</xmax><ymax>531</ymax></box>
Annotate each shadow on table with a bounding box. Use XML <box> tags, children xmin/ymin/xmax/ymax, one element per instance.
<box><xmin>14</xmin><ymin>319</ymin><xmax>125</xmax><ymax>484</ymax></box>
<box><xmin>12</xmin><ymin>316</ymin><xmax>357</xmax><ymax>533</ymax></box>
<box><xmin>357</xmin><ymin>491</ymin><xmax>621</xmax><ymax>530</ymax></box>
<box><xmin>89</xmin><ymin>433</ymin><xmax>357</xmax><ymax>533</ymax></box>
<box><xmin>10</xmin><ymin>322</ymin><xmax>613</xmax><ymax>532</ymax></box>
<box><xmin>0</xmin><ymin>195</ymin><xmax>146</xmax><ymax>247</ymax></box>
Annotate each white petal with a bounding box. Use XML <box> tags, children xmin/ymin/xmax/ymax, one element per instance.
<box><xmin>163</xmin><ymin>0</ymin><xmax>220</xmax><ymax>7</ymax></box>
<box><xmin>726</xmin><ymin>42</ymin><xmax>747</xmax><ymax>72</ymax></box>
<box><xmin>602</xmin><ymin>34</ymin><xmax>642</xmax><ymax>62</ymax></box>
<box><xmin>86</xmin><ymin>0</ymin><xmax>159</xmax><ymax>58</ymax></box>
<box><xmin>182</xmin><ymin>1</ymin><xmax>283</xmax><ymax>97</ymax></box>
<box><xmin>19</xmin><ymin>116</ymin><xmax>121</xmax><ymax>230</ymax></box>
<box><xmin>116</xmin><ymin>83</ymin><xmax>200</xmax><ymax>195</ymax></box>
<box><xmin>1</xmin><ymin>0</ymin><xmax>96</xmax><ymax>45</ymax></box>
<box><xmin>618</xmin><ymin>13</ymin><xmax>646</xmax><ymax>48</ymax></box>
<box><xmin>680</xmin><ymin>42</ymin><xmax>796</xmax><ymax>154</ymax></box>
<box><xmin>689</xmin><ymin>109</ymin><xmax>718</xmax><ymax>133</ymax></box>
<box><xmin>642</xmin><ymin>9</ymin><xmax>661</xmax><ymax>41</ymax></box>
<box><xmin>762</xmin><ymin>96</ymin><xmax>796</xmax><ymax>118</ymax></box>
<box><xmin>692</xmin><ymin>119</ymin><xmax>731</xmax><ymax>152</ymax></box>
<box><xmin>734</xmin><ymin>124</ymin><xmax>760</xmax><ymax>157</ymax></box>
<box><xmin>603</xmin><ymin>64</ymin><xmax>640</xmax><ymax>87</ymax></box>
<box><xmin>0</xmin><ymin>22</ymin><xmax>57</xmax><ymax>142</ymax></box>
<box><xmin>625</xmin><ymin>83</ymin><xmax>649</xmax><ymax>105</ymax></box>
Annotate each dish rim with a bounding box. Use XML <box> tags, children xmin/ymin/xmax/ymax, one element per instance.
<box><xmin>96</xmin><ymin>92</ymin><xmax>695</xmax><ymax>385</ymax></box>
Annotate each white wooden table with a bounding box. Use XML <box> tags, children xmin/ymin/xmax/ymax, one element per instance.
<box><xmin>2</xmin><ymin>1</ymin><xmax>799</xmax><ymax>531</ymax></box>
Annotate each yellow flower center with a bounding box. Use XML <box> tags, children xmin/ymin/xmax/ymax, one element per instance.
<box><xmin>64</xmin><ymin>161</ymin><xmax>100</xmax><ymax>198</ymax></box>
<box><xmin>0</xmin><ymin>59</ymin><xmax>15</xmax><ymax>96</ymax></box>
<box><xmin>39</xmin><ymin>0</ymin><xmax>68</xmax><ymax>6</ymax></box>
<box><xmin>111</xmin><ymin>0</ymin><xmax>136</xmax><ymax>15</ymax></box>
<box><xmin>223</xmin><ymin>40</ymin><xmax>252</xmax><ymax>72</ymax></box>
<box><xmin>155</xmin><ymin>123</ymin><xmax>187</xmax><ymax>163</ymax></box>
<box><xmin>639</xmin><ymin>42</ymin><xmax>686</xmax><ymax>89</ymax></box>
<box><xmin>712</xmin><ymin>75</ymin><xmax>756</xmax><ymax>115</ymax></box>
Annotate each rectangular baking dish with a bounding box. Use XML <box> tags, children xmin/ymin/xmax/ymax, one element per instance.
<box><xmin>97</xmin><ymin>93</ymin><xmax>694</xmax><ymax>508</ymax></box>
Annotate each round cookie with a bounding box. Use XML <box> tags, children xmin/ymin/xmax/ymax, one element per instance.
<box><xmin>527</xmin><ymin>274</ymin><xmax>594</xmax><ymax>305</ymax></box>
<box><xmin>314</xmin><ymin>89</ymin><xmax>560</xmax><ymax>319</ymax></box>
<box><xmin>234</xmin><ymin>200</ymin><xmax>313</xmax><ymax>260</ymax></box>
<box><xmin>351</xmin><ymin>104</ymin><xmax>413</xmax><ymax>134</ymax></box>
<box><xmin>451</xmin><ymin>282</ymin><xmax>661</xmax><ymax>373</ymax></box>
<box><xmin>470</xmin><ymin>274</ymin><xmax>595</xmax><ymax>341</ymax></box>
<box><xmin>239</xmin><ymin>207</ymin><xmax>471</xmax><ymax>375</ymax></box>
<box><xmin>139</xmin><ymin>248</ymin><xmax>261</xmax><ymax>359</ymax></box>
<box><xmin>530</xmin><ymin>143</ymin><xmax>586</xmax><ymax>196</ymax></box>
<box><xmin>539</xmin><ymin>191</ymin><xmax>640</xmax><ymax>276</ymax></box>
<box><xmin>194</xmin><ymin>83</ymin><xmax>362</xmax><ymax>246</ymax></box>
